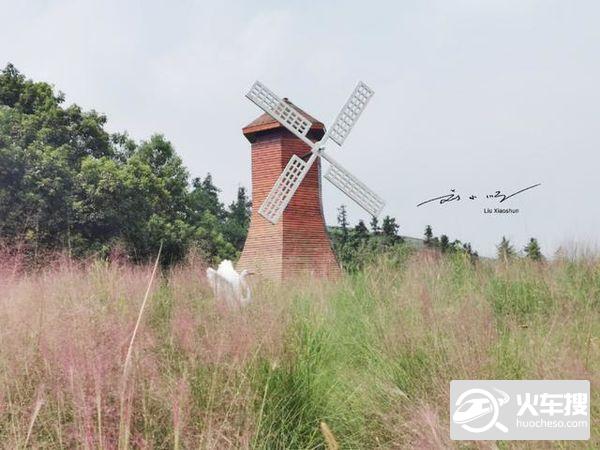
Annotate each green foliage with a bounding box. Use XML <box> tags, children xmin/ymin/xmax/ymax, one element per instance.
<box><xmin>330</xmin><ymin>206</ymin><xmax>414</xmax><ymax>272</ymax></box>
<box><xmin>492</xmin><ymin>333</ymin><xmax>529</xmax><ymax>379</ymax></box>
<box><xmin>189</xmin><ymin>173</ymin><xmax>224</xmax><ymax>220</ymax></box>
<box><xmin>336</xmin><ymin>205</ymin><xmax>349</xmax><ymax>244</ymax></box>
<box><xmin>381</xmin><ymin>215</ymin><xmax>400</xmax><ymax>242</ymax></box>
<box><xmin>424</xmin><ymin>224</ymin><xmax>433</xmax><ymax>245</ymax></box>
<box><xmin>524</xmin><ymin>237</ymin><xmax>543</xmax><ymax>261</ymax></box>
<box><xmin>497</xmin><ymin>236</ymin><xmax>515</xmax><ymax>262</ymax></box>
<box><xmin>0</xmin><ymin>64</ymin><xmax>249</xmax><ymax>264</ymax></box>
<box><xmin>254</xmin><ymin>325</ymin><xmax>331</xmax><ymax>449</ymax></box>
<box><xmin>439</xmin><ymin>234</ymin><xmax>449</xmax><ymax>252</ymax></box>
<box><xmin>119</xmin><ymin>135</ymin><xmax>193</xmax><ymax>263</ymax></box>
<box><xmin>222</xmin><ymin>186</ymin><xmax>252</xmax><ymax>252</ymax></box>
<box><xmin>369</xmin><ymin>215</ymin><xmax>380</xmax><ymax>234</ymax></box>
<box><xmin>192</xmin><ymin>210</ymin><xmax>237</xmax><ymax>262</ymax></box>
<box><xmin>561</xmin><ymin>259</ymin><xmax>600</xmax><ymax>307</ymax></box>
<box><xmin>390</xmin><ymin>347</ymin><xmax>434</xmax><ymax>396</ymax></box>
<box><xmin>422</xmin><ymin>225</ymin><xmax>478</xmax><ymax>264</ymax></box>
<box><xmin>332</xmin><ymin>214</ymin><xmax>482</xmax><ymax>272</ymax></box>
<box><xmin>487</xmin><ymin>276</ymin><xmax>553</xmax><ymax>320</ymax></box>
<box><xmin>353</xmin><ymin>219</ymin><xmax>369</xmax><ymax>241</ymax></box>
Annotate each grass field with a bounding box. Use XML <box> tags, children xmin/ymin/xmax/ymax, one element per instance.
<box><xmin>0</xmin><ymin>249</ymin><xmax>598</xmax><ymax>449</ymax></box>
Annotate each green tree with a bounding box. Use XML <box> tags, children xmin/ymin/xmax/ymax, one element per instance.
<box><xmin>439</xmin><ymin>234</ymin><xmax>450</xmax><ymax>253</ymax></box>
<box><xmin>186</xmin><ymin>173</ymin><xmax>241</xmax><ymax>262</ymax></box>
<box><xmin>450</xmin><ymin>239</ymin><xmax>463</xmax><ymax>253</ymax></box>
<box><xmin>424</xmin><ymin>225</ymin><xmax>433</xmax><ymax>246</ymax></box>
<box><xmin>370</xmin><ymin>216</ymin><xmax>380</xmax><ymax>234</ymax></box>
<box><xmin>0</xmin><ymin>63</ymin><xmax>25</xmax><ymax>106</ymax></box>
<box><xmin>189</xmin><ymin>173</ymin><xmax>225</xmax><ymax>220</ymax></box>
<box><xmin>337</xmin><ymin>205</ymin><xmax>349</xmax><ymax>244</ymax></box>
<box><xmin>0</xmin><ymin>64</ymin><xmax>114</xmax><ymax>253</ymax></box>
<box><xmin>381</xmin><ymin>216</ymin><xmax>399</xmax><ymax>241</ymax></box>
<box><xmin>72</xmin><ymin>156</ymin><xmax>128</xmax><ymax>254</ymax></box>
<box><xmin>524</xmin><ymin>238</ymin><xmax>543</xmax><ymax>261</ymax></box>
<box><xmin>497</xmin><ymin>236</ymin><xmax>515</xmax><ymax>262</ymax></box>
<box><xmin>354</xmin><ymin>219</ymin><xmax>369</xmax><ymax>241</ymax></box>
<box><xmin>120</xmin><ymin>135</ymin><xmax>192</xmax><ymax>263</ymax></box>
<box><xmin>223</xmin><ymin>186</ymin><xmax>252</xmax><ymax>252</ymax></box>
<box><xmin>0</xmin><ymin>64</ymin><xmax>262</xmax><ymax>265</ymax></box>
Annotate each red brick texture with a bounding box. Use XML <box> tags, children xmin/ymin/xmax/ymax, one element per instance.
<box><xmin>237</xmin><ymin>116</ymin><xmax>341</xmax><ymax>281</ymax></box>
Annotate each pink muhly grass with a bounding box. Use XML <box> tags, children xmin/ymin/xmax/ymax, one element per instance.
<box><xmin>1</xmin><ymin>245</ymin><xmax>598</xmax><ymax>447</ymax></box>
<box><xmin>171</xmin><ymin>377</ymin><xmax>191</xmax><ymax>450</ymax></box>
<box><xmin>409</xmin><ymin>403</ymin><xmax>450</xmax><ymax>449</ymax></box>
<box><xmin>171</xmin><ymin>306</ymin><xmax>198</xmax><ymax>357</ymax></box>
<box><xmin>419</xmin><ymin>286</ymin><xmax>434</xmax><ymax>322</ymax></box>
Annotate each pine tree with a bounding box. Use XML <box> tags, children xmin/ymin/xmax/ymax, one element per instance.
<box><xmin>462</xmin><ymin>242</ymin><xmax>479</xmax><ymax>264</ymax></box>
<box><xmin>380</xmin><ymin>216</ymin><xmax>403</xmax><ymax>246</ymax></box>
<box><xmin>190</xmin><ymin>173</ymin><xmax>225</xmax><ymax>219</ymax></box>
<box><xmin>497</xmin><ymin>236</ymin><xmax>515</xmax><ymax>262</ymax></box>
<box><xmin>424</xmin><ymin>225</ymin><xmax>433</xmax><ymax>246</ymax></box>
<box><xmin>228</xmin><ymin>186</ymin><xmax>251</xmax><ymax>224</ymax></box>
<box><xmin>440</xmin><ymin>234</ymin><xmax>450</xmax><ymax>253</ymax></box>
<box><xmin>370</xmin><ymin>216</ymin><xmax>380</xmax><ymax>234</ymax></box>
<box><xmin>354</xmin><ymin>219</ymin><xmax>369</xmax><ymax>240</ymax></box>
<box><xmin>451</xmin><ymin>239</ymin><xmax>463</xmax><ymax>253</ymax></box>
<box><xmin>223</xmin><ymin>186</ymin><xmax>252</xmax><ymax>251</ymax></box>
<box><xmin>382</xmin><ymin>216</ymin><xmax>399</xmax><ymax>238</ymax></box>
<box><xmin>524</xmin><ymin>237</ymin><xmax>543</xmax><ymax>261</ymax></box>
<box><xmin>337</xmin><ymin>205</ymin><xmax>349</xmax><ymax>244</ymax></box>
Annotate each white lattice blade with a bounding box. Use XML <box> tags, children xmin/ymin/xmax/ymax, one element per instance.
<box><xmin>246</xmin><ymin>81</ymin><xmax>314</xmax><ymax>146</ymax></box>
<box><xmin>258</xmin><ymin>154</ymin><xmax>316</xmax><ymax>224</ymax></box>
<box><xmin>322</xmin><ymin>154</ymin><xmax>384</xmax><ymax>217</ymax></box>
<box><xmin>329</xmin><ymin>81</ymin><xmax>374</xmax><ymax>147</ymax></box>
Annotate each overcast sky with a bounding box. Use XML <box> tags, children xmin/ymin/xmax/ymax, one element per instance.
<box><xmin>2</xmin><ymin>0</ymin><xmax>599</xmax><ymax>257</ymax></box>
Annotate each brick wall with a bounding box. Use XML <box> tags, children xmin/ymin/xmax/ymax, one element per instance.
<box><xmin>237</xmin><ymin>125</ymin><xmax>341</xmax><ymax>281</ymax></box>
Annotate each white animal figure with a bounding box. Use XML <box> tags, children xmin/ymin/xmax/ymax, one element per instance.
<box><xmin>206</xmin><ymin>260</ymin><xmax>254</xmax><ymax>307</ymax></box>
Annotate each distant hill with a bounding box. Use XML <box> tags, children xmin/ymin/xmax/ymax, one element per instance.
<box><xmin>400</xmin><ymin>235</ymin><xmax>426</xmax><ymax>249</ymax></box>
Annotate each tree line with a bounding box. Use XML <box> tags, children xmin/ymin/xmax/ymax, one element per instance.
<box><xmin>331</xmin><ymin>212</ymin><xmax>545</xmax><ymax>269</ymax></box>
<box><xmin>0</xmin><ymin>64</ymin><xmax>250</xmax><ymax>264</ymax></box>
<box><xmin>0</xmin><ymin>64</ymin><xmax>544</xmax><ymax>267</ymax></box>
<box><xmin>329</xmin><ymin>205</ymin><xmax>405</xmax><ymax>270</ymax></box>
<box><xmin>329</xmin><ymin>206</ymin><xmax>482</xmax><ymax>270</ymax></box>
<box><xmin>497</xmin><ymin>236</ymin><xmax>543</xmax><ymax>262</ymax></box>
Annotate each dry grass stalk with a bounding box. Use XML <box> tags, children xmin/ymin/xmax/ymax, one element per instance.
<box><xmin>320</xmin><ymin>421</ymin><xmax>339</xmax><ymax>450</ymax></box>
<box><xmin>24</xmin><ymin>387</ymin><xmax>45</xmax><ymax>448</ymax></box>
<box><xmin>118</xmin><ymin>243</ymin><xmax>162</xmax><ymax>449</ymax></box>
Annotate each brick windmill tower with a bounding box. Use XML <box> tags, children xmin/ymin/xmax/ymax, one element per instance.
<box><xmin>237</xmin><ymin>81</ymin><xmax>385</xmax><ymax>281</ymax></box>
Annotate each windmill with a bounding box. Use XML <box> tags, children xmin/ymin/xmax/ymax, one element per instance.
<box><xmin>246</xmin><ymin>81</ymin><xmax>385</xmax><ymax>224</ymax></box>
<box><xmin>237</xmin><ymin>81</ymin><xmax>385</xmax><ymax>280</ymax></box>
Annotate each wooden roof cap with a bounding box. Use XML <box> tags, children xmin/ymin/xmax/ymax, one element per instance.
<box><xmin>242</xmin><ymin>98</ymin><xmax>325</xmax><ymax>140</ymax></box>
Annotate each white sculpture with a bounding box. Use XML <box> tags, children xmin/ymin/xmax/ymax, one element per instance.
<box><xmin>206</xmin><ymin>260</ymin><xmax>254</xmax><ymax>307</ymax></box>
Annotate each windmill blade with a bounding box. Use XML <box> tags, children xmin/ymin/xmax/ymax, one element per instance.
<box><xmin>329</xmin><ymin>81</ymin><xmax>374</xmax><ymax>147</ymax></box>
<box><xmin>321</xmin><ymin>152</ymin><xmax>384</xmax><ymax>217</ymax></box>
<box><xmin>258</xmin><ymin>153</ymin><xmax>318</xmax><ymax>224</ymax></box>
<box><xmin>246</xmin><ymin>81</ymin><xmax>315</xmax><ymax>147</ymax></box>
